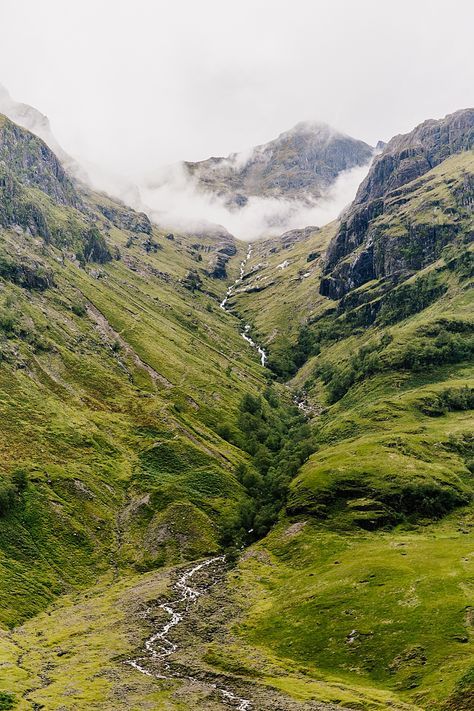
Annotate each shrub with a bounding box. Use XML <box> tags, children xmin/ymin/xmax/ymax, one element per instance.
<box><xmin>377</xmin><ymin>272</ymin><xmax>447</xmax><ymax>325</ymax></box>
<box><xmin>418</xmin><ymin>386</ymin><xmax>474</xmax><ymax>416</ymax></box>
<box><xmin>0</xmin><ymin>692</ymin><xmax>15</xmax><ymax>710</ymax></box>
<box><xmin>223</xmin><ymin>391</ymin><xmax>316</xmax><ymax>544</ymax></box>
<box><xmin>319</xmin><ymin>328</ymin><xmax>474</xmax><ymax>403</ymax></box>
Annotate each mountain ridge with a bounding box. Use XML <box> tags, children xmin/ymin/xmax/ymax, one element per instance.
<box><xmin>178</xmin><ymin>120</ymin><xmax>374</xmax><ymax>208</ymax></box>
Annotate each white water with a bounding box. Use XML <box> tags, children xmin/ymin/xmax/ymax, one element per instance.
<box><xmin>126</xmin><ymin>556</ymin><xmax>251</xmax><ymax>710</ymax></box>
<box><xmin>220</xmin><ymin>244</ymin><xmax>267</xmax><ymax>367</ymax></box>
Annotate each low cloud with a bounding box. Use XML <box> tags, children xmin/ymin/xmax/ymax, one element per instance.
<box><xmin>139</xmin><ymin>162</ymin><xmax>371</xmax><ymax>241</ymax></box>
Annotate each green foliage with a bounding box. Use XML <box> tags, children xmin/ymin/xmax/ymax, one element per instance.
<box><xmin>376</xmin><ymin>271</ymin><xmax>447</xmax><ymax>325</ymax></box>
<box><xmin>71</xmin><ymin>301</ymin><xmax>86</xmax><ymax>317</ymax></box>
<box><xmin>418</xmin><ymin>386</ymin><xmax>474</xmax><ymax>416</ymax></box>
<box><xmin>221</xmin><ymin>389</ymin><xmax>316</xmax><ymax>545</ymax></box>
<box><xmin>0</xmin><ymin>469</ymin><xmax>28</xmax><ymax>516</ymax></box>
<box><xmin>82</xmin><ymin>226</ymin><xmax>112</xmax><ymax>264</ymax></box>
<box><xmin>319</xmin><ymin>326</ymin><xmax>473</xmax><ymax>403</ymax></box>
<box><xmin>0</xmin><ymin>692</ymin><xmax>15</xmax><ymax>710</ymax></box>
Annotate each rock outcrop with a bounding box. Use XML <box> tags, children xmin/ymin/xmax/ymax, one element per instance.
<box><xmin>320</xmin><ymin>109</ymin><xmax>474</xmax><ymax>299</ymax></box>
<box><xmin>97</xmin><ymin>202</ymin><xmax>152</xmax><ymax>235</ymax></box>
<box><xmin>0</xmin><ymin>113</ymin><xmax>81</xmax><ymax>208</ymax></box>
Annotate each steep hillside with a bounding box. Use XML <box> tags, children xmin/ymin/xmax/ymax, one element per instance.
<box><xmin>226</xmin><ymin>112</ymin><xmax>474</xmax><ymax>710</ymax></box>
<box><xmin>0</xmin><ymin>113</ymin><xmax>280</xmax><ymax>629</ymax></box>
<box><xmin>0</xmin><ymin>108</ymin><xmax>473</xmax><ymax>711</ymax></box>
<box><xmin>0</xmin><ymin>84</ymin><xmax>86</xmax><ymax>181</ymax></box>
<box><xmin>180</xmin><ymin>122</ymin><xmax>373</xmax><ymax>207</ymax></box>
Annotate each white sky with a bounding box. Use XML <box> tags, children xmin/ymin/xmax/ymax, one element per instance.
<box><xmin>1</xmin><ymin>0</ymin><xmax>473</xmax><ymax>181</ymax></box>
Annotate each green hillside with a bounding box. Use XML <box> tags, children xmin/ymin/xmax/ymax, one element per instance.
<box><xmin>0</xmin><ymin>113</ymin><xmax>279</xmax><ymax>630</ymax></box>
<box><xmin>0</xmin><ymin>109</ymin><xmax>473</xmax><ymax>711</ymax></box>
<box><xmin>226</xmin><ymin>128</ymin><xmax>474</xmax><ymax>709</ymax></box>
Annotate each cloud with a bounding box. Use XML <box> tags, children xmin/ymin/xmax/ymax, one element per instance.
<box><xmin>0</xmin><ymin>0</ymin><xmax>472</xmax><ymax>183</ymax></box>
<box><xmin>140</xmin><ymin>161</ymin><xmax>371</xmax><ymax>241</ymax></box>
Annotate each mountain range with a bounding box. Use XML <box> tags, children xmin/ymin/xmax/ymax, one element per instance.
<box><xmin>0</xmin><ymin>92</ymin><xmax>472</xmax><ymax>711</ymax></box>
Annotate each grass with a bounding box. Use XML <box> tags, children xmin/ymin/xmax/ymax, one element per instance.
<box><xmin>235</xmin><ymin>512</ymin><xmax>474</xmax><ymax>709</ymax></box>
<box><xmin>224</xmin><ymin>147</ymin><xmax>474</xmax><ymax>710</ymax></box>
<box><xmin>0</xmin><ymin>566</ymin><xmax>186</xmax><ymax>709</ymax></box>
<box><xmin>0</xmin><ymin>114</ymin><xmax>473</xmax><ymax>710</ymax></box>
<box><xmin>0</xmin><ymin>177</ymin><xmax>265</xmax><ymax>629</ymax></box>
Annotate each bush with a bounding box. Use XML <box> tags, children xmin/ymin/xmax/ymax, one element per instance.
<box><xmin>319</xmin><ymin>328</ymin><xmax>474</xmax><ymax>403</ymax></box>
<box><xmin>0</xmin><ymin>692</ymin><xmax>15</xmax><ymax>710</ymax></box>
<box><xmin>0</xmin><ymin>483</ymin><xmax>15</xmax><ymax>516</ymax></box>
<box><xmin>222</xmin><ymin>391</ymin><xmax>316</xmax><ymax>544</ymax></box>
<box><xmin>377</xmin><ymin>272</ymin><xmax>447</xmax><ymax>325</ymax></box>
<box><xmin>71</xmin><ymin>302</ymin><xmax>86</xmax><ymax>317</ymax></box>
<box><xmin>418</xmin><ymin>386</ymin><xmax>474</xmax><ymax>416</ymax></box>
<box><xmin>0</xmin><ymin>468</ymin><xmax>28</xmax><ymax>516</ymax></box>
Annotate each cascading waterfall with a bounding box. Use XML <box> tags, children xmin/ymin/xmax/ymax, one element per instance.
<box><xmin>220</xmin><ymin>244</ymin><xmax>267</xmax><ymax>367</ymax></box>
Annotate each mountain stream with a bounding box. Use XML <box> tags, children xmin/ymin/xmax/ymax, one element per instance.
<box><xmin>126</xmin><ymin>556</ymin><xmax>251</xmax><ymax>709</ymax></box>
<box><xmin>220</xmin><ymin>244</ymin><xmax>267</xmax><ymax>367</ymax></box>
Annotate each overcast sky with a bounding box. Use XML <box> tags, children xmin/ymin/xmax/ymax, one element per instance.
<box><xmin>1</xmin><ymin>0</ymin><xmax>473</xmax><ymax>180</ymax></box>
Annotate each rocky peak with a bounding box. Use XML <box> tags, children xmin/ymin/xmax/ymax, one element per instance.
<box><xmin>0</xmin><ymin>84</ymin><xmax>86</xmax><ymax>181</ymax></box>
<box><xmin>182</xmin><ymin>121</ymin><xmax>374</xmax><ymax>207</ymax></box>
<box><xmin>0</xmin><ymin>113</ymin><xmax>81</xmax><ymax>207</ymax></box>
<box><xmin>354</xmin><ymin>108</ymin><xmax>474</xmax><ymax>206</ymax></box>
<box><xmin>320</xmin><ymin>109</ymin><xmax>474</xmax><ymax>300</ymax></box>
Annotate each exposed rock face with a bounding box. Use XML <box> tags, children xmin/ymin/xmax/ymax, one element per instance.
<box><xmin>354</xmin><ymin>109</ymin><xmax>474</xmax><ymax>205</ymax></box>
<box><xmin>320</xmin><ymin>109</ymin><xmax>474</xmax><ymax>299</ymax></box>
<box><xmin>0</xmin><ymin>114</ymin><xmax>81</xmax><ymax>207</ymax></box>
<box><xmin>83</xmin><ymin>227</ymin><xmax>112</xmax><ymax>264</ymax></box>
<box><xmin>206</xmin><ymin>238</ymin><xmax>237</xmax><ymax>279</ymax></box>
<box><xmin>0</xmin><ymin>255</ymin><xmax>55</xmax><ymax>290</ymax></box>
<box><xmin>0</xmin><ymin>83</ymin><xmax>87</xmax><ymax>182</ymax></box>
<box><xmin>0</xmin><ymin>115</ymin><xmax>117</xmax><ymax>264</ymax></box>
<box><xmin>97</xmin><ymin>202</ymin><xmax>152</xmax><ymax>235</ymax></box>
<box><xmin>0</xmin><ymin>168</ymin><xmax>52</xmax><ymax>238</ymax></box>
<box><xmin>183</xmin><ymin>122</ymin><xmax>373</xmax><ymax>206</ymax></box>
<box><xmin>184</xmin><ymin>225</ymin><xmax>237</xmax><ymax>279</ymax></box>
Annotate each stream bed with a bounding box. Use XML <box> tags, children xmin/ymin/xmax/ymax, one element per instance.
<box><xmin>220</xmin><ymin>244</ymin><xmax>267</xmax><ymax>367</ymax></box>
<box><xmin>126</xmin><ymin>556</ymin><xmax>251</xmax><ymax>709</ymax></box>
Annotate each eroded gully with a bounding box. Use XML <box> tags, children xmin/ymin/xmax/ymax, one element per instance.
<box><xmin>126</xmin><ymin>556</ymin><xmax>251</xmax><ymax>709</ymax></box>
<box><xmin>220</xmin><ymin>244</ymin><xmax>267</xmax><ymax>367</ymax></box>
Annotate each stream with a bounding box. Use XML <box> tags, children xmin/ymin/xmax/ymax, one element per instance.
<box><xmin>220</xmin><ymin>244</ymin><xmax>267</xmax><ymax>367</ymax></box>
<box><xmin>126</xmin><ymin>556</ymin><xmax>252</xmax><ymax>710</ymax></box>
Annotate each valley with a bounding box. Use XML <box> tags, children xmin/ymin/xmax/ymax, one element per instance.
<box><xmin>0</xmin><ymin>101</ymin><xmax>472</xmax><ymax>711</ymax></box>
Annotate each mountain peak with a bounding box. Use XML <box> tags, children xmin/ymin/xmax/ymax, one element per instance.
<box><xmin>181</xmin><ymin>120</ymin><xmax>373</xmax><ymax>209</ymax></box>
<box><xmin>0</xmin><ymin>83</ymin><xmax>87</xmax><ymax>182</ymax></box>
<box><xmin>279</xmin><ymin>120</ymin><xmax>342</xmax><ymax>139</ymax></box>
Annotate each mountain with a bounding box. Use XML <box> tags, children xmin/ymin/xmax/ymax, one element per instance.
<box><xmin>181</xmin><ymin>121</ymin><xmax>374</xmax><ymax>207</ymax></box>
<box><xmin>224</xmin><ymin>109</ymin><xmax>474</xmax><ymax>710</ymax></box>
<box><xmin>0</xmin><ymin>84</ymin><xmax>87</xmax><ymax>182</ymax></box>
<box><xmin>0</xmin><ymin>106</ymin><xmax>473</xmax><ymax>711</ymax></box>
<box><xmin>320</xmin><ymin>108</ymin><xmax>474</xmax><ymax>299</ymax></box>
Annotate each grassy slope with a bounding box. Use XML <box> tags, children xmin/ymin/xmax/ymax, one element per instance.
<box><xmin>0</xmin><ymin>178</ymin><xmax>270</xmax><ymax>631</ymax></box>
<box><xmin>227</xmin><ymin>152</ymin><xmax>474</xmax><ymax>709</ymax></box>
<box><xmin>227</xmin><ymin>223</ymin><xmax>337</xmax><ymax>352</ymax></box>
<box><xmin>0</xmin><ymin>120</ymin><xmax>473</xmax><ymax>711</ymax></box>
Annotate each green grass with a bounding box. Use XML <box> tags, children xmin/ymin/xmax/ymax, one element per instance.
<box><xmin>0</xmin><ymin>566</ymin><xmax>187</xmax><ymax>710</ymax></box>
<box><xmin>0</xmin><ymin>114</ymin><xmax>473</xmax><ymax>710</ymax></box>
<box><xmin>0</xmin><ymin>185</ymin><xmax>265</xmax><ymax>628</ymax></box>
<box><xmin>235</xmin><ymin>512</ymin><xmax>474</xmax><ymax>709</ymax></box>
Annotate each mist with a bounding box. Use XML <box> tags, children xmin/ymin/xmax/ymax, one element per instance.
<box><xmin>140</xmin><ymin>162</ymin><xmax>371</xmax><ymax>241</ymax></box>
<box><xmin>0</xmin><ymin>0</ymin><xmax>472</xmax><ymax>241</ymax></box>
<box><xmin>1</xmin><ymin>1</ymin><xmax>472</xmax><ymax>179</ymax></box>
